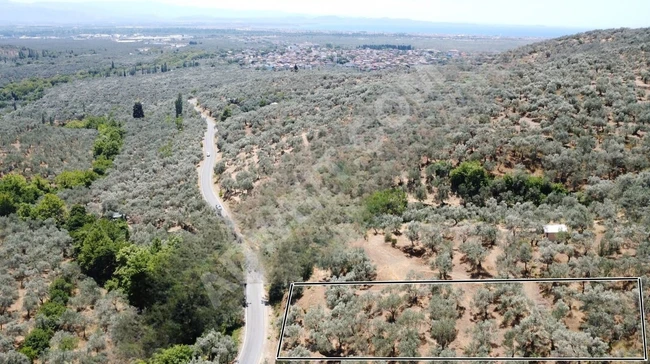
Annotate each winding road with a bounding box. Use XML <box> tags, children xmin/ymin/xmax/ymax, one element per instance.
<box><xmin>190</xmin><ymin>98</ymin><xmax>268</xmax><ymax>364</ymax></box>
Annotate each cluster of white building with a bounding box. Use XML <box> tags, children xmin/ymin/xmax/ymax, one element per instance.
<box><xmin>228</xmin><ymin>43</ymin><xmax>462</xmax><ymax>71</ymax></box>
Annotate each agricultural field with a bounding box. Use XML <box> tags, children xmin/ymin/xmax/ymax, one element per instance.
<box><xmin>279</xmin><ymin>280</ymin><xmax>644</xmax><ymax>359</ymax></box>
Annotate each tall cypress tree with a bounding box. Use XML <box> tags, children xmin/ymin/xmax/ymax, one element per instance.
<box><xmin>175</xmin><ymin>94</ymin><xmax>183</xmax><ymax>118</ymax></box>
<box><xmin>133</xmin><ymin>102</ymin><xmax>144</xmax><ymax>119</ymax></box>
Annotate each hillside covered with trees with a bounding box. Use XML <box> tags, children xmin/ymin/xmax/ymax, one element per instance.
<box><xmin>0</xmin><ymin>62</ymin><xmax>245</xmax><ymax>362</ymax></box>
<box><xmin>1</xmin><ymin>26</ymin><xmax>650</xmax><ymax>362</ymax></box>
<box><xmin>280</xmin><ymin>280</ymin><xmax>643</xmax><ymax>358</ymax></box>
<box><xmin>194</xmin><ymin>27</ymin><xmax>650</xmax><ymax>358</ymax></box>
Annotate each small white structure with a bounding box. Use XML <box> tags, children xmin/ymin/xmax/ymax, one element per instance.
<box><xmin>110</xmin><ymin>212</ymin><xmax>127</xmax><ymax>221</ymax></box>
<box><xmin>543</xmin><ymin>224</ymin><xmax>568</xmax><ymax>241</ymax></box>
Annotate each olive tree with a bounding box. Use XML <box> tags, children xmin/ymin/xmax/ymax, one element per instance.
<box><xmin>193</xmin><ymin>329</ymin><xmax>237</xmax><ymax>364</ymax></box>
<box><xmin>459</xmin><ymin>241</ymin><xmax>487</xmax><ymax>274</ymax></box>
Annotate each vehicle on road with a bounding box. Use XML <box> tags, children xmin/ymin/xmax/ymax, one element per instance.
<box><xmin>206</xmin><ymin>152</ymin><xmax>210</xmax><ymax>157</ymax></box>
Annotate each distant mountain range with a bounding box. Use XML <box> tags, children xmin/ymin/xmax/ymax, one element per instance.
<box><xmin>0</xmin><ymin>0</ymin><xmax>588</xmax><ymax>37</ymax></box>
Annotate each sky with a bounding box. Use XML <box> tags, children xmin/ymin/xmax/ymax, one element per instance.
<box><xmin>9</xmin><ymin>0</ymin><xmax>650</xmax><ymax>29</ymax></box>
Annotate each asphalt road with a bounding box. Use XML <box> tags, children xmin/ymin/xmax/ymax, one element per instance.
<box><xmin>191</xmin><ymin>99</ymin><xmax>267</xmax><ymax>364</ymax></box>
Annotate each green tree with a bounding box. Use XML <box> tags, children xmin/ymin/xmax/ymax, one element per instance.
<box><xmin>405</xmin><ymin>222</ymin><xmax>420</xmax><ymax>247</ymax></box>
<box><xmin>18</xmin><ymin>346</ymin><xmax>39</xmax><ymax>362</ymax></box>
<box><xmin>74</xmin><ymin>219</ymin><xmax>129</xmax><ymax>285</ymax></box>
<box><xmin>31</xmin><ymin>194</ymin><xmax>67</xmax><ymax>225</ymax></box>
<box><xmin>133</xmin><ymin>101</ymin><xmax>145</xmax><ymax>119</ymax></box>
<box><xmin>48</xmin><ymin>277</ymin><xmax>73</xmax><ymax>305</ymax></box>
<box><xmin>450</xmin><ymin>161</ymin><xmax>491</xmax><ymax>201</ymax></box>
<box><xmin>111</xmin><ymin>244</ymin><xmax>156</xmax><ymax>308</ymax></box>
<box><xmin>433</xmin><ymin>250</ymin><xmax>453</xmax><ymax>279</ymax></box>
<box><xmin>379</xmin><ymin>292</ymin><xmax>403</xmax><ymax>323</ymax></box>
<box><xmin>149</xmin><ymin>344</ymin><xmax>193</xmax><ymax>364</ymax></box>
<box><xmin>193</xmin><ymin>329</ymin><xmax>237</xmax><ymax>363</ymax></box>
<box><xmin>92</xmin><ymin>156</ymin><xmax>113</xmax><ymax>175</ymax></box>
<box><xmin>175</xmin><ymin>93</ymin><xmax>183</xmax><ymax>118</ymax></box>
<box><xmin>21</xmin><ymin>328</ymin><xmax>53</xmax><ymax>357</ymax></box>
<box><xmin>148</xmin><ymin>267</ymin><xmax>241</xmax><ymax>348</ymax></box>
<box><xmin>0</xmin><ymin>192</ymin><xmax>15</xmax><ymax>216</ymax></box>
<box><xmin>54</xmin><ymin>170</ymin><xmax>98</xmax><ymax>189</ymax></box>
<box><xmin>510</xmin><ymin>310</ymin><xmax>554</xmax><ymax>357</ymax></box>
<box><xmin>430</xmin><ymin>318</ymin><xmax>456</xmax><ymax>349</ymax></box>
<box><xmin>551</xmin><ymin>328</ymin><xmax>607</xmax><ymax>357</ymax></box>
<box><xmin>435</xmin><ymin>181</ymin><xmax>451</xmax><ymax>206</ymax></box>
<box><xmin>364</xmin><ymin>188</ymin><xmax>408</xmax><ymax>219</ymax></box>
<box><xmin>110</xmin><ymin>239</ymin><xmax>177</xmax><ymax>309</ymax></box>
<box><xmin>93</xmin><ymin>123</ymin><xmax>124</xmax><ymax>159</ymax></box>
<box><xmin>220</xmin><ymin>107</ymin><xmax>231</xmax><ymax>121</ymax></box>
<box><xmin>471</xmin><ymin>288</ymin><xmax>492</xmax><ymax>320</ymax></box>
<box><xmin>0</xmin><ymin>173</ymin><xmax>44</xmax><ymax>205</ymax></box>
<box><xmin>459</xmin><ymin>241</ymin><xmax>487</xmax><ymax>274</ymax></box>
<box><xmin>66</xmin><ymin>204</ymin><xmax>95</xmax><ymax>232</ymax></box>
<box><xmin>421</xmin><ymin>226</ymin><xmax>443</xmax><ymax>253</ymax></box>
<box><xmin>518</xmin><ymin>242</ymin><xmax>533</xmax><ymax>275</ymax></box>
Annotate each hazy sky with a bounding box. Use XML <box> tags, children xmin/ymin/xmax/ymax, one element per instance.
<box><xmin>10</xmin><ymin>0</ymin><xmax>650</xmax><ymax>28</ymax></box>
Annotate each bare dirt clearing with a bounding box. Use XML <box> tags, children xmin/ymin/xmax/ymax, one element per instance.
<box><xmin>351</xmin><ymin>233</ymin><xmax>436</xmax><ymax>281</ymax></box>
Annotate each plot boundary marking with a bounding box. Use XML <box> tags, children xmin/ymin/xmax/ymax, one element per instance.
<box><xmin>277</xmin><ymin>277</ymin><xmax>647</xmax><ymax>361</ymax></box>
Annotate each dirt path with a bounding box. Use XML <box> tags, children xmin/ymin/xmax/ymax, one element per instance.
<box><xmin>522</xmin><ymin>282</ymin><xmax>552</xmax><ymax>311</ymax></box>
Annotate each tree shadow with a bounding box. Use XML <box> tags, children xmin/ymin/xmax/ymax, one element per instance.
<box><xmin>456</xmin><ymin>304</ymin><xmax>467</xmax><ymax>319</ymax></box>
<box><xmin>401</xmin><ymin>245</ymin><xmax>426</xmax><ymax>257</ymax></box>
<box><xmin>469</xmin><ymin>266</ymin><xmax>494</xmax><ymax>279</ymax></box>
<box><xmin>458</xmin><ymin>255</ymin><xmax>494</xmax><ymax>279</ymax></box>
<box><xmin>470</xmin><ymin>311</ymin><xmax>495</xmax><ymax>322</ymax></box>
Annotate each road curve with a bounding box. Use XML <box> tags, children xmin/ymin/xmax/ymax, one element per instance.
<box><xmin>190</xmin><ymin>98</ymin><xmax>268</xmax><ymax>364</ymax></box>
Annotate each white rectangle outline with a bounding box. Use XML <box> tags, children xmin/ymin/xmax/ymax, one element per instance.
<box><xmin>277</xmin><ymin>277</ymin><xmax>647</xmax><ymax>361</ymax></box>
